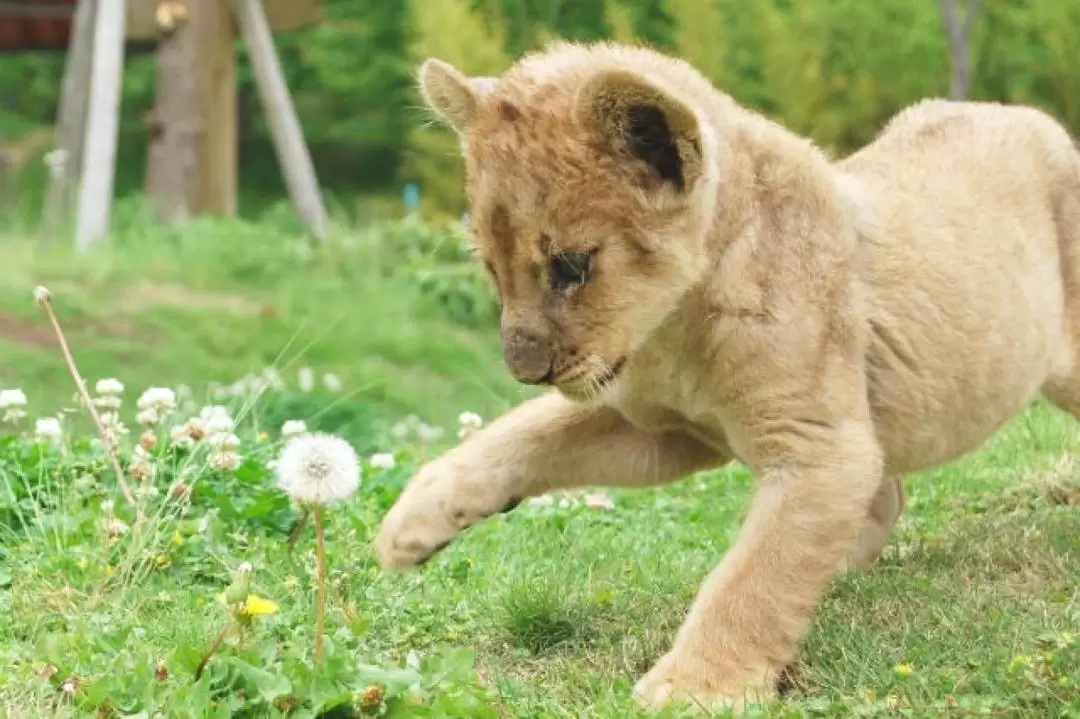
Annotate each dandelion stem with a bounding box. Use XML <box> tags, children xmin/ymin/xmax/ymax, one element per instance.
<box><xmin>286</xmin><ymin>508</ymin><xmax>309</xmax><ymax>550</ymax></box>
<box><xmin>314</xmin><ymin>505</ymin><xmax>327</xmax><ymax>666</ymax></box>
<box><xmin>194</xmin><ymin>622</ymin><xmax>232</xmax><ymax>681</ymax></box>
<box><xmin>35</xmin><ymin>291</ymin><xmax>135</xmax><ymax>507</ymax></box>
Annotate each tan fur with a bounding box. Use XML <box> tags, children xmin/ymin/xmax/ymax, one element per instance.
<box><xmin>378</xmin><ymin>41</ymin><xmax>1080</xmax><ymax>711</ymax></box>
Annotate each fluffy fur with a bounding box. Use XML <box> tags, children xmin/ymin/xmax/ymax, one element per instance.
<box><xmin>375</xmin><ymin>41</ymin><xmax>1080</xmax><ymax>711</ymax></box>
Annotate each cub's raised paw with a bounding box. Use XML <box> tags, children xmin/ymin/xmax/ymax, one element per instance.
<box><xmin>374</xmin><ymin>456</ymin><xmax>521</xmax><ymax>570</ymax></box>
<box><xmin>632</xmin><ymin>650</ymin><xmax>777</xmax><ymax>714</ymax></box>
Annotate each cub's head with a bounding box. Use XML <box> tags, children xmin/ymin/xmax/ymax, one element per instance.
<box><xmin>419</xmin><ymin>49</ymin><xmax>719</xmax><ymax>401</ymax></box>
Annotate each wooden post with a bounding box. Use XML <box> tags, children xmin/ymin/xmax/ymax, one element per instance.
<box><xmin>145</xmin><ymin>0</ymin><xmax>202</xmax><ymax>224</ymax></box>
<box><xmin>233</xmin><ymin>0</ymin><xmax>327</xmax><ymax>240</ymax></box>
<box><xmin>41</xmin><ymin>0</ymin><xmax>97</xmax><ymax>245</ymax></box>
<box><xmin>74</xmin><ymin>0</ymin><xmax>126</xmax><ymax>251</ymax></box>
<box><xmin>195</xmin><ymin>0</ymin><xmax>238</xmax><ymax>216</ymax></box>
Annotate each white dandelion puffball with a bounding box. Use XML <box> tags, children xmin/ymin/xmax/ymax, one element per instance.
<box><xmin>369</xmin><ymin>452</ymin><xmax>395</xmax><ymax>470</ymax></box>
<box><xmin>96</xmin><ymin>378</ymin><xmax>124</xmax><ymax>396</ymax></box>
<box><xmin>275</xmin><ymin>433</ymin><xmax>360</xmax><ymax>506</ymax></box>
<box><xmin>0</xmin><ymin>389</ymin><xmax>27</xmax><ymax>408</ymax></box>
<box><xmin>281</xmin><ymin>419</ymin><xmax>308</xmax><ymax>439</ymax></box>
<box><xmin>34</xmin><ymin>417</ymin><xmax>63</xmax><ymax>444</ymax></box>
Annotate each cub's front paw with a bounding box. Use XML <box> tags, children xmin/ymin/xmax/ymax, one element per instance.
<box><xmin>375</xmin><ymin>456</ymin><xmax>521</xmax><ymax>570</ymax></box>
<box><xmin>632</xmin><ymin>649</ymin><xmax>777</xmax><ymax>714</ymax></box>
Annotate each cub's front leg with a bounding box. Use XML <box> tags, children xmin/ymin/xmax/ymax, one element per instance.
<box><xmin>634</xmin><ymin>412</ymin><xmax>884</xmax><ymax>711</ymax></box>
<box><xmin>376</xmin><ymin>392</ymin><xmax>726</xmax><ymax>570</ymax></box>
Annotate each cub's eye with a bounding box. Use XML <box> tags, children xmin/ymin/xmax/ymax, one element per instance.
<box><xmin>549</xmin><ymin>251</ymin><xmax>595</xmax><ymax>291</ymax></box>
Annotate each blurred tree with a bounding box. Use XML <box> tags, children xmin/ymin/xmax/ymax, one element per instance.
<box><xmin>938</xmin><ymin>0</ymin><xmax>981</xmax><ymax>100</ymax></box>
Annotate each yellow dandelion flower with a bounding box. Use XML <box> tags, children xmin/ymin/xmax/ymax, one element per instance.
<box><xmin>257</xmin><ymin>431</ymin><xmax>269</xmax><ymax>442</ymax></box>
<box><xmin>103</xmin><ymin>564</ymin><xmax>114</xmax><ymax>577</ymax></box>
<box><xmin>171</xmin><ymin>531</ymin><xmax>183</xmax><ymax>546</ymax></box>
<box><xmin>1008</xmin><ymin>654</ymin><xmax>1032</xmax><ymax>673</ymax></box>
<box><xmin>240</xmin><ymin>594</ymin><xmax>279</xmax><ymax>617</ymax></box>
<box><xmin>153</xmin><ymin>554</ymin><xmax>169</xmax><ymax>567</ymax></box>
<box><xmin>893</xmin><ymin>663</ymin><xmax>914</xmax><ymax>679</ymax></box>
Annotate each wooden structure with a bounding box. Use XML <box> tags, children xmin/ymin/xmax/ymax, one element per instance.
<box><xmin>0</xmin><ymin>0</ymin><xmax>328</xmax><ymax>248</ymax></box>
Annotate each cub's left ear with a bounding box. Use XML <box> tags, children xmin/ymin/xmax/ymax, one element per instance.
<box><xmin>418</xmin><ymin>58</ymin><xmax>496</xmax><ymax>136</ymax></box>
<box><xmin>574</xmin><ymin>69</ymin><xmax>705</xmax><ymax>193</ymax></box>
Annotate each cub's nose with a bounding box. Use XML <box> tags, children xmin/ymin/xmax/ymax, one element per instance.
<box><xmin>502</xmin><ymin>327</ymin><xmax>554</xmax><ymax>385</ymax></box>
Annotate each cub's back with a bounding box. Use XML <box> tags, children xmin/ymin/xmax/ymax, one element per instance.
<box><xmin>831</xmin><ymin>100</ymin><xmax>1076</xmax><ymax>473</ymax></box>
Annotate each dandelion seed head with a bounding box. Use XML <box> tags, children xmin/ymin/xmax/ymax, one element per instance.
<box><xmin>33</xmin><ymin>285</ymin><xmax>51</xmax><ymax>305</ymax></box>
<box><xmin>275</xmin><ymin>433</ymin><xmax>360</xmax><ymax>506</ymax></box>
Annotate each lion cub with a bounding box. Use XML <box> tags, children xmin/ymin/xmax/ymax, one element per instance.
<box><xmin>376</xmin><ymin>40</ymin><xmax>1080</xmax><ymax>711</ymax></box>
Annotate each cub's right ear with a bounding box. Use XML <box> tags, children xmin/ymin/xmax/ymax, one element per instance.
<box><xmin>418</xmin><ymin>58</ymin><xmax>495</xmax><ymax>135</ymax></box>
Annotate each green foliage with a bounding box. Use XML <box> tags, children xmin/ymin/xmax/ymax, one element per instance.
<box><xmin>2</xmin><ymin>1</ymin><xmax>1079</xmax><ymax>217</ymax></box>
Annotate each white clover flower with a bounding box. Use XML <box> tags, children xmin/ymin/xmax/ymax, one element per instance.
<box><xmin>417</xmin><ymin>423</ymin><xmax>445</xmax><ymax>443</ymax></box>
<box><xmin>322</xmin><ymin>373</ymin><xmax>342</xmax><ymax>393</ymax></box>
<box><xmin>199</xmin><ymin>406</ymin><xmax>235</xmax><ymax>439</ymax></box>
<box><xmin>369</xmin><ymin>452</ymin><xmax>395</xmax><ymax>470</ymax></box>
<box><xmin>1</xmin><ymin>388</ymin><xmax>28</xmax><ymax>423</ymax></box>
<box><xmin>457</xmin><ymin>411</ymin><xmax>484</xmax><ymax>439</ymax></box>
<box><xmin>169</xmin><ymin>422</ymin><xmax>197</xmax><ymax>449</ymax></box>
<box><xmin>103</xmin><ymin>516</ymin><xmax>129</xmax><ymax>538</ymax></box>
<box><xmin>0</xmin><ymin>388</ymin><xmax>27</xmax><ymax>409</ymax></box>
<box><xmin>93</xmin><ymin>395</ymin><xmax>123</xmax><ymax>410</ymax></box>
<box><xmin>135</xmin><ymin>408</ymin><xmax>159</xmax><ymax>427</ymax></box>
<box><xmin>33</xmin><ymin>285</ymin><xmax>51</xmax><ymax>305</ymax></box>
<box><xmin>237</xmin><ymin>561</ymin><xmax>253</xmax><ymax>574</ymax></box>
<box><xmin>95</xmin><ymin>378</ymin><xmax>124</xmax><ymax>396</ymax></box>
<box><xmin>298</xmin><ymin>367</ymin><xmax>315</xmax><ymax>393</ymax></box>
<box><xmin>208</xmin><ymin>432</ymin><xmax>241</xmax><ymax>450</ymax></box>
<box><xmin>209</xmin><ymin>450</ymin><xmax>242</xmax><ymax>472</ymax></box>
<box><xmin>458</xmin><ymin>411</ymin><xmax>483</xmax><ymax>429</ymax></box>
<box><xmin>33</xmin><ymin>417</ymin><xmax>63</xmax><ymax>444</ymax></box>
<box><xmin>99</xmin><ymin>411</ymin><xmax>129</xmax><ymax>443</ymax></box>
<box><xmin>275</xmin><ymin>433</ymin><xmax>360</xmax><ymax>506</ymax></box>
<box><xmin>135</xmin><ymin>484</ymin><xmax>159</xmax><ymax>500</ymax></box>
<box><xmin>136</xmin><ymin>388</ymin><xmax>176</xmax><ymax>426</ymax></box>
<box><xmin>281</xmin><ymin>419</ymin><xmax>308</xmax><ymax>439</ymax></box>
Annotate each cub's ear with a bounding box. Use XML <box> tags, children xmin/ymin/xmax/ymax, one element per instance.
<box><xmin>418</xmin><ymin>58</ymin><xmax>496</xmax><ymax>135</ymax></box>
<box><xmin>574</xmin><ymin>69</ymin><xmax>704</xmax><ymax>192</ymax></box>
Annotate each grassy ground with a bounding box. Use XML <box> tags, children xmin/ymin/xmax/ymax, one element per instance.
<box><xmin>0</xmin><ymin>220</ymin><xmax>1078</xmax><ymax>717</ymax></box>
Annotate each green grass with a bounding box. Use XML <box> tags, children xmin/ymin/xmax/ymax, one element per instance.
<box><xmin>0</xmin><ymin>219</ymin><xmax>1078</xmax><ymax>717</ymax></box>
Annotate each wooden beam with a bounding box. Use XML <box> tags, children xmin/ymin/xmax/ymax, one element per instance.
<box><xmin>74</xmin><ymin>0</ymin><xmax>125</xmax><ymax>251</ymax></box>
<box><xmin>41</xmin><ymin>0</ymin><xmax>97</xmax><ymax>245</ymax></box>
<box><xmin>193</xmin><ymin>0</ymin><xmax>237</xmax><ymax>217</ymax></box>
<box><xmin>233</xmin><ymin>0</ymin><xmax>327</xmax><ymax>240</ymax></box>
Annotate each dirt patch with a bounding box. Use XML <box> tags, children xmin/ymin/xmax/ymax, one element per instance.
<box><xmin>118</xmin><ymin>281</ymin><xmax>261</xmax><ymax>316</ymax></box>
<box><xmin>0</xmin><ymin>312</ymin><xmax>59</xmax><ymax>349</ymax></box>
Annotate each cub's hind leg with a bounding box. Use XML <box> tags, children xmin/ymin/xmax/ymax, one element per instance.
<box><xmin>841</xmin><ymin>473</ymin><xmax>906</xmax><ymax>572</ymax></box>
<box><xmin>1043</xmin><ymin>156</ymin><xmax>1080</xmax><ymax>420</ymax></box>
